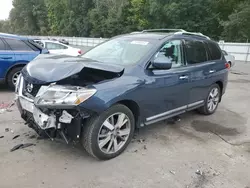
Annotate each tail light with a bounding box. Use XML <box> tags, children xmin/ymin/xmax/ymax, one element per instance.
<box><xmin>78</xmin><ymin>50</ymin><xmax>82</xmax><ymax>55</ymax></box>
<box><xmin>225</xmin><ymin>62</ymin><xmax>230</xmax><ymax>69</ymax></box>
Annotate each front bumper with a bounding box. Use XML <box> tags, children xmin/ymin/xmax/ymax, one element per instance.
<box><xmin>16</xmin><ymin>76</ymin><xmax>87</xmax><ymax>141</ymax></box>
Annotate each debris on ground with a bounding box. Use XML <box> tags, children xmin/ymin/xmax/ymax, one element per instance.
<box><xmin>5</xmin><ymin>128</ymin><xmax>9</xmax><ymax>132</ymax></box>
<box><xmin>213</xmin><ymin>172</ymin><xmax>220</xmax><ymax>176</ymax></box>
<box><xmin>21</xmin><ymin>143</ymin><xmax>36</xmax><ymax>149</ymax></box>
<box><xmin>230</xmin><ymin>71</ymin><xmax>248</xmax><ymax>75</ymax></box>
<box><xmin>170</xmin><ymin>170</ymin><xmax>176</xmax><ymax>175</ymax></box>
<box><xmin>133</xmin><ymin>150</ymin><xmax>138</xmax><ymax>153</ymax></box>
<box><xmin>0</xmin><ymin>136</ymin><xmax>4</xmax><ymax>139</ymax></box>
<box><xmin>0</xmin><ymin>109</ymin><xmax>7</xmax><ymax>114</ymax></box>
<box><xmin>138</xmin><ymin>139</ymin><xmax>145</xmax><ymax>143</ymax></box>
<box><xmin>225</xmin><ymin>153</ymin><xmax>233</xmax><ymax>158</ymax></box>
<box><xmin>29</xmin><ymin>135</ymin><xmax>36</xmax><ymax>139</ymax></box>
<box><xmin>0</xmin><ymin>101</ymin><xmax>15</xmax><ymax>114</ymax></box>
<box><xmin>10</xmin><ymin>144</ymin><xmax>24</xmax><ymax>152</ymax></box>
<box><xmin>167</xmin><ymin>116</ymin><xmax>181</xmax><ymax>124</ymax></box>
<box><xmin>195</xmin><ymin>170</ymin><xmax>203</xmax><ymax>175</ymax></box>
<box><xmin>143</xmin><ymin>145</ymin><xmax>147</xmax><ymax>150</ymax></box>
<box><xmin>10</xmin><ymin>143</ymin><xmax>36</xmax><ymax>152</ymax></box>
<box><xmin>10</xmin><ymin>129</ymin><xmax>14</xmax><ymax>133</ymax></box>
<box><xmin>12</xmin><ymin>135</ymin><xmax>20</xmax><ymax>140</ymax></box>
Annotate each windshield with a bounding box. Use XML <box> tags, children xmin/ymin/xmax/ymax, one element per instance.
<box><xmin>82</xmin><ymin>37</ymin><xmax>156</xmax><ymax>65</ymax></box>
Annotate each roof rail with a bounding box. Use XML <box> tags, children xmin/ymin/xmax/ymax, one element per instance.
<box><xmin>142</xmin><ymin>29</ymin><xmax>186</xmax><ymax>33</ymax></box>
<box><xmin>174</xmin><ymin>31</ymin><xmax>210</xmax><ymax>39</ymax></box>
<box><xmin>130</xmin><ymin>29</ymin><xmax>210</xmax><ymax>40</ymax></box>
<box><xmin>130</xmin><ymin>31</ymin><xmax>143</xmax><ymax>34</ymax></box>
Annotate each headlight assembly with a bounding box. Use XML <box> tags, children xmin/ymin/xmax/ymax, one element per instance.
<box><xmin>35</xmin><ymin>85</ymin><xmax>96</xmax><ymax>106</ymax></box>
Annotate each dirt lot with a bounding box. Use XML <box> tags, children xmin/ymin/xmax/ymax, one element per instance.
<box><xmin>0</xmin><ymin>63</ymin><xmax>250</xmax><ymax>188</ymax></box>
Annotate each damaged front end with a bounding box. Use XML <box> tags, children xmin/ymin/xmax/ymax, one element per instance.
<box><xmin>16</xmin><ymin>55</ymin><xmax>124</xmax><ymax>143</ymax></box>
<box><xmin>16</xmin><ymin>78</ymin><xmax>96</xmax><ymax>143</ymax></box>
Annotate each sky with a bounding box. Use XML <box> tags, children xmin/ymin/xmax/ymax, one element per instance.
<box><xmin>0</xmin><ymin>0</ymin><xmax>13</xmax><ymax>20</ymax></box>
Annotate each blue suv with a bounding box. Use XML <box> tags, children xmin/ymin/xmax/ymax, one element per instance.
<box><xmin>0</xmin><ymin>33</ymin><xmax>48</xmax><ymax>89</ymax></box>
<box><xmin>16</xmin><ymin>29</ymin><xmax>229</xmax><ymax>160</ymax></box>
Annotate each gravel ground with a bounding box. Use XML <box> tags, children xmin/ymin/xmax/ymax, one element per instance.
<box><xmin>0</xmin><ymin>62</ymin><xmax>250</xmax><ymax>188</ymax></box>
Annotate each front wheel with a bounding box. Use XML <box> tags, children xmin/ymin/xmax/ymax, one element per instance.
<box><xmin>198</xmin><ymin>84</ymin><xmax>221</xmax><ymax>115</ymax></box>
<box><xmin>81</xmin><ymin>104</ymin><xmax>135</xmax><ymax>160</ymax></box>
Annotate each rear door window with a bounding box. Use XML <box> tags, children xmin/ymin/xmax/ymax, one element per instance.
<box><xmin>4</xmin><ymin>38</ymin><xmax>34</xmax><ymax>51</ymax></box>
<box><xmin>207</xmin><ymin>42</ymin><xmax>222</xmax><ymax>60</ymax></box>
<box><xmin>185</xmin><ymin>40</ymin><xmax>208</xmax><ymax>64</ymax></box>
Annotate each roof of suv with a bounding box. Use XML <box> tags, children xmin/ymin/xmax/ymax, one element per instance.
<box><xmin>124</xmin><ymin>29</ymin><xmax>211</xmax><ymax>41</ymax></box>
<box><xmin>0</xmin><ymin>33</ymin><xmax>28</xmax><ymax>40</ymax></box>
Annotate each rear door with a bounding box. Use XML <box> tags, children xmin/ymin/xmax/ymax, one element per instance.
<box><xmin>205</xmin><ymin>41</ymin><xmax>228</xmax><ymax>94</ymax></box>
<box><xmin>183</xmin><ymin>39</ymin><xmax>215</xmax><ymax>106</ymax></box>
<box><xmin>3</xmin><ymin>38</ymin><xmax>40</xmax><ymax>65</ymax></box>
<box><xmin>0</xmin><ymin>38</ymin><xmax>15</xmax><ymax>79</ymax></box>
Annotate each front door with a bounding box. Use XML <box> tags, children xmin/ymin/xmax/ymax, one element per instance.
<box><xmin>142</xmin><ymin>40</ymin><xmax>191</xmax><ymax>124</ymax></box>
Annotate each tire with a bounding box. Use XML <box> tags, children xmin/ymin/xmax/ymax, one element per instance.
<box><xmin>198</xmin><ymin>84</ymin><xmax>221</xmax><ymax>115</ymax></box>
<box><xmin>6</xmin><ymin>67</ymin><xmax>23</xmax><ymax>90</ymax></box>
<box><xmin>81</xmin><ymin>104</ymin><xmax>135</xmax><ymax>160</ymax></box>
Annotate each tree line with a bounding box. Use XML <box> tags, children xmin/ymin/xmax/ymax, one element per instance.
<box><xmin>0</xmin><ymin>0</ymin><xmax>249</xmax><ymax>42</ymax></box>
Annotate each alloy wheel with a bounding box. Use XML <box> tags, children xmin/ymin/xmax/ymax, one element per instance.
<box><xmin>98</xmin><ymin>112</ymin><xmax>131</xmax><ymax>154</ymax></box>
<box><xmin>12</xmin><ymin>71</ymin><xmax>21</xmax><ymax>86</ymax></box>
<box><xmin>207</xmin><ymin>87</ymin><xmax>220</xmax><ymax>112</ymax></box>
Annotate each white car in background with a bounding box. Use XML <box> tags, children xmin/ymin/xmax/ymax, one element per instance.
<box><xmin>34</xmin><ymin>40</ymin><xmax>82</xmax><ymax>57</ymax></box>
<box><xmin>222</xmin><ymin>50</ymin><xmax>235</xmax><ymax>67</ymax></box>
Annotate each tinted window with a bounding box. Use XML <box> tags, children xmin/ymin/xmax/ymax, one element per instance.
<box><xmin>207</xmin><ymin>42</ymin><xmax>222</xmax><ymax>60</ymax></box>
<box><xmin>0</xmin><ymin>39</ymin><xmax>5</xmax><ymax>50</ymax></box>
<box><xmin>45</xmin><ymin>42</ymin><xmax>67</xmax><ymax>50</ymax></box>
<box><xmin>185</xmin><ymin>40</ymin><xmax>208</xmax><ymax>64</ymax></box>
<box><xmin>4</xmin><ymin>38</ymin><xmax>34</xmax><ymax>51</ymax></box>
<box><xmin>154</xmin><ymin>40</ymin><xmax>184</xmax><ymax>68</ymax></box>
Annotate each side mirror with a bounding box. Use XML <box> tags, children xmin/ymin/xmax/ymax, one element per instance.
<box><xmin>152</xmin><ymin>56</ymin><xmax>172</xmax><ymax>70</ymax></box>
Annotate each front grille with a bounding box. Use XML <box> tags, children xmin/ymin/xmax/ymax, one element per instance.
<box><xmin>22</xmin><ymin>79</ymin><xmax>42</xmax><ymax>99</ymax></box>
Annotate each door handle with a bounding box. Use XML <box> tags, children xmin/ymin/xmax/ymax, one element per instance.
<box><xmin>209</xmin><ymin>70</ymin><xmax>216</xmax><ymax>74</ymax></box>
<box><xmin>179</xmin><ymin>75</ymin><xmax>189</xmax><ymax>80</ymax></box>
<box><xmin>0</xmin><ymin>57</ymin><xmax>12</xmax><ymax>60</ymax></box>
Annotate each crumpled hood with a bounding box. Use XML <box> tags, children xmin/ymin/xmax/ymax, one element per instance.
<box><xmin>22</xmin><ymin>54</ymin><xmax>124</xmax><ymax>83</ymax></box>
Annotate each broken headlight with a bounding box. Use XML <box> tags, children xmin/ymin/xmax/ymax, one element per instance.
<box><xmin>35</xmin><ymin>85</ymin><xmax>96</xmax><ymax>106</ymax></box>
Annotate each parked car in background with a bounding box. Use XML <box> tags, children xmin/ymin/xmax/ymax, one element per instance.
<box><xmin>222</xmin><ymin>50</ymin><xmax>235</xmax><ymax>67</ymax></box>
<box><xmin>59</xmin><ymin>39</ymin><xmax>69</xmax><ymax>45</ymax></box>
<box><xmin>0</xmin><ymin>33</ymin><xmax>49</xmax><ymax>89</ymax></box>
<box><xmin>34</xmin><ymin>40</ymin><xmax>82</xmax><ymax>56</ymax></box>
<box><xmin>16</xmin><ymin>29</ymin><xmax>229</xmax><ymax>160</ymax></box>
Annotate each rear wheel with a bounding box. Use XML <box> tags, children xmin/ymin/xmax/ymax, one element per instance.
<box><xmin>81</xmin><ymin>104</ymin><xmax>135</xmax><ymax>160</ymax></box>
<box><xmin>6</xmin><ymin>67</ymin><xmax>23</xmax><ymax>90</ymax></box>
<box><xmin>198</xmin><ymin>84</ymin><xmax>221</xmax><ymax>115</ymax></box>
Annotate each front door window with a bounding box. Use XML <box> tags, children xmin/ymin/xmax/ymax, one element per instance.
<box><xmin>154</xmin><ymin>40</ymin><xmax>184</xmax><ymax>68</ymax></box>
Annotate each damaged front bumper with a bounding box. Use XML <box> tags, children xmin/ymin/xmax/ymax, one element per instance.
<box><xmin>16</xmin><ymin>76</ymin><xmax>92</xmax><ymax>142</ymax></box>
